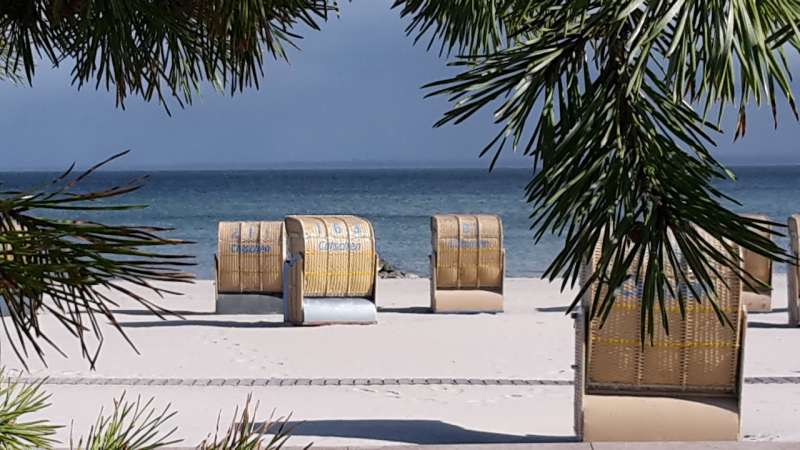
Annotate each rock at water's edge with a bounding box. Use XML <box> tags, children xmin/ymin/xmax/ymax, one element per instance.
<box><xmin>378</xmin><ymin>258</ymin><xmax>418</xmax><ymax>279</ymax></box>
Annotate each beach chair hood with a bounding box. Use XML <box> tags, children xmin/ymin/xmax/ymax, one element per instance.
<box><xmin>217</xmin><ymin>221</ymin><xmax>286</xmax><ymax>294</ymax></box>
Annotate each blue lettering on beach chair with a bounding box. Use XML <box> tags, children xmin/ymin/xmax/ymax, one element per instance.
<box><xmin>612</xmin><ymin>278</ymin><xmax>709</xmax><ymax>302</ymax></box>
<box><xmin>318</xmin><ymin>241</ymin><xmax>363</xmax><ymax>252</ymax></box>
<box><xmin>230</xmin><ymin>244</ymin><xmax>273</xmax><ymax>254</ymax></box>
<box><xmin>446</xmin><ymin>238</ymin><xmax>493</xmax><ymax>249</ymax></box>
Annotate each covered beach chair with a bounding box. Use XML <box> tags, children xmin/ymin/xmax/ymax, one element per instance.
<box><xmin>574</xmin><ymin>235</ymin><xmax>746</xmax><ymax>442</ymax></box>
<box><xmin>215</xmin><ymin>221</ymin><xmax>286</xmax><ymax>314</ymax></box>
<box><xmin>283</xmin><ymin>215</ymin><xmax>378</xmax><ymax>325</ymax></box>
<box><xmin>740</xmin><ymin>214</ymin><xmax>773</xmax><ymax>312</ymax></box>
<box><xmin>788</xmin><ymin>214</ymin><xmax>800</xmax><ymax>326</ymax></box>
<box><xmin>430</xmin><ymin>214</ymin><xmax>504</xmax><ymax>313</ymax></box>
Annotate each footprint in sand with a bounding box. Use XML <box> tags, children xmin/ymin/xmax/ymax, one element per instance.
<box><xmin>430</xmin><ymin>386</ymin><xmax>463</xmax><ymax>394</ymax></box>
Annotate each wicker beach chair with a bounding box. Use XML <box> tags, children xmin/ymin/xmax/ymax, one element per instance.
<box><xmin>430</xmin><ymin>214</ymin><xmax>504</xmax><ymax>313</ymax></box>
<box><xmin>740</xmin><ymin>214</ymin><xmax>773</xmax><ymax>312</ymax></box>
<box><xmin>574</xmin><ymin>235</ymin><xmax>746</xmax><ymax>442</ymax></box>
<box><xmin>788</xmin><ymin>215</ymin><xmax>800</xmax><ymax>326</ymax></box>
<box><xmin>215</xmin><ymin>221</ymin><xmax>286</xmax><ymax>314</ymax></box>
<box><xmin>0</xmin><ymin>219</ymin><xmax>36</xmax><ymax>316</ymax></box>
<box><xmin>283</xmin><ymin>215</ymin><xmax>378</xmax><ymax>325</ymax></box>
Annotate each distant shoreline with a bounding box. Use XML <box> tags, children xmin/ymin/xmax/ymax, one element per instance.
<box><xmin>4</xmin><ymin>164</ymin><xmax>800</xmax><ymax>173</ymax></box>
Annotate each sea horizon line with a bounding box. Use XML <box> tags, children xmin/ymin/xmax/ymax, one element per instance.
<box><xmin>4</xmin><ymin>162</ymin><xmax>800</xmax><ymax>173</ymax></box>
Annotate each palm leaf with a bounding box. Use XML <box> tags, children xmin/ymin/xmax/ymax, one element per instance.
<box><xmin>398</xmin><ymin>0</ymin><xmax>800</xmax><ymax>337</ymax></box>
<box><xmin>0</xmin><ymin>151</ymin><xmax>194</xmax><ymax>368</ymax></box>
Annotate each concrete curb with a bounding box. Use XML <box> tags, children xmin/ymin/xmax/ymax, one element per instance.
<box><xmin>50</xmin><ymin>442</ymin><xmax>800</xmax><ymax>450</ymax></box>
<box><xmin>13</xmin><ymin>376</ymin><xmax>800</xmax><ymax>387</ymax></box>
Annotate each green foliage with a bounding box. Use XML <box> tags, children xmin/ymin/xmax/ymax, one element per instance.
<box><xmin>70</xmin><ymin>393</ymin><xmax>179</xmax><ymax>450</ymax></box>
<box><xmin>395</xmin><ymin>0</ymin><xmax>800</xmax><ymax>336</ymax></box>
<box><xmin>0</xmin><ymin>371</ymin><xmax>58</xmax><ymax>449</ymax></box>
<box><xmin>0</xmin><ymin>151</ymin><xmax>194</xmax><ymax>367</ymax></box>
<box><xmin>197</xmin><ymin>395</ymin><xmax>306</xmax><ymax>450</ymax></box>
<box><xmin>0</xmin><ymin>374</ymin><xmax>305</xmax><ymax>450</ymax></box>
<box><xmin>0</xmin><ymin>0</ymin><xmax>336</xmax><ymax>368</ymax></box>
<box><xmin>0</xmin><ymin>0</ymin><xmax>336</xmax><ymax>111</ymax></box>
<box><xmin>393</xmin><ymin>0</ymin><xmax>507</xmax><ymax>54</ymax></box>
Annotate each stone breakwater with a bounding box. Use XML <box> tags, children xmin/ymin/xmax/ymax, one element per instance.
<box><xmin>378</xmin><ymin>258</ymin><xmax>419</xmax><ymax>279</ymax></box>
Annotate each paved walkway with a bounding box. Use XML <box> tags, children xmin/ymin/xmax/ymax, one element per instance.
<box><xmin>8</xmin><ymin>277</ymin><xmax>800</xmax><ymax>446</ymax></box>
<box><xmin>15</xmin><ymin>376</ymin><xmax>800</xmax><ymax>387</ymax></box>
<box><xmin>57</xmin><ymin>443</ymin><xmax>800</xmax><ymax>449</ymax></box>
<box><xmin>318</xmin><ymin>445</ymin><xmax>799</xmax><ymax>449</ymax></box>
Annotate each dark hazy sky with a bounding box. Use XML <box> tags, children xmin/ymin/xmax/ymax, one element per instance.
<box><xmin>2</xmin><ymin>1</ymin><xmax>800</xmax><ymax>170</ymax></box>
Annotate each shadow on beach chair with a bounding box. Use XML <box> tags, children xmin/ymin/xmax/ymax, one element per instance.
<box><xmin>283</xmin><ymin>215</ymin><xmax>378</xmax><ymax>325</ymax></box>
<box><xmin>429</xmin><ymin>214</ymin><xmax>505</xmax><ymax>313</ymax></box>
<box><xmin>740</xmin><ymin>213</ymin><xmax>773</xmax><ymax>312</ymax></box>
<box><xmin>214</xmin><ymin>221</ymin><xmax>286</xmax><ymax>314</ymax></box>
<box><xmin>574</xmin><ymin>233</ymin><xmax>746</xmax><ymax>442</ymax></box>
<box><xmin>788</xmin><ymin>214</ymin><xmax>800</xmax><ymax>326</ymax></box>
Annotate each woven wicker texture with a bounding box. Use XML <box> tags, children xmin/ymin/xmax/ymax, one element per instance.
<box><xmin>741</xmin><ymin>214</ymin><xmax>772</xmax><ymax>293</ymax></box>
<box><xmin>789</xmin><ymin>215</ymin><xmax>800</xmax><ymax>326</ymax></box>
<box><xmin>217</xmin><ymin>221</ymin><xmax>285</xmax><ymax>294</ymax></box>
<box><xmin>285</xmin><ymin>215</ymin><xmax>376</xmax><ymax>298</ymax></box>
<box><xmin>0</xmin><ymin>218</ymin><xmax>22</xmax><ymax>262</ymax></box>
<box><xmin>582</xmin><ymin>233</ymin><xmax>742</xmax><ymax>395</ymax></box>
<box><xmin>431</xmin><ymin>214</ymin><xmax>503</xmax><ymax>289</ymax></box>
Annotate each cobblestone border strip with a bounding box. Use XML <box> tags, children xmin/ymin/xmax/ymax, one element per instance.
<box><xmin>7</xmin><ymin>376</ymin><xmax>800</xmax><ymax>387</ymax></box>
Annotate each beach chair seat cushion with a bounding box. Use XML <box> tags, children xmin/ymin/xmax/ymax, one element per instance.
<box><xmin>301</xmin><ymin>298</ymin><xmax>377</xmax><ymax>324</ymax></box>
<box><xmin>432</xmin><ymin>289</ymin><xmax>503</xmax><ymax>313</ymax></box>
<box><xmin>741</xmin><ymin>290</ymin><xmax>771</xmax><ymax>313</ymax></box>
<box><xmin>582</xmin><ymin>394</ymin><xmax>739</xmax><ymax>442</ymax></box>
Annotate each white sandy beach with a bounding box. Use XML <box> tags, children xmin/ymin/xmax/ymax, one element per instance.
<box><xmin>3</xmin><ymin>275</ymin><xmax>799</xmax><ymax>447</ymax></box>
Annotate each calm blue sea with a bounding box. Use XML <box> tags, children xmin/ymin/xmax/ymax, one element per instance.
<box><xmin>3</xmin><ymin>167</ymin><xmax>800</xmax><ymax>278</ymax></box>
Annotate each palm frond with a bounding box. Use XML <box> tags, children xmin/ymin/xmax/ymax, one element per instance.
<box><xmin>70</xmin><ymin>393</ymin><xmax>179</xmax><ymax>450</ymax></box>
<box><xmin>0</xmin><ymin>370</ymin><xmax>59</xmax><ymax>449</ymax></box>
<box><xmin>197</xmin><ymin>394</ymin><xmax>306</xmax><ymax>450</ymax></box>
<box><xmin>407</xmin><ymin>0</ymin><xmax>800</xmax><ymax>337</ymax></box>
<box><xmin>0</xmin><ymin>151</ymin><xmax>195</xmax><ymax>367</ymax></box>
<box><xmin>392</xmin><ymin>0</ymin><xmax>508</xmax><ymax>55</ymax></box>
<box><xmin>0</xmin><ymin>0</ymin><xmax>337</xmax><ymax>111</ymax></box>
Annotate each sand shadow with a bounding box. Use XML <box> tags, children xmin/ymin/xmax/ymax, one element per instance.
<box><xmin>271</xmin><ymin>419</ymin><xmax>575</xmax><ymax>445</ymax></box>
<box><xmin>536</xmin><ymin>306</ymin><xmax>570</xmax><ymax>313</ymax></box>
<box><xmin>747</xmin><ymin>321</ymin><xmax>796</xmax><ymax>329</ymax></box>
<box><xmin>112</xmin><ymin>309</ymin><xmax>216</xmax><ymax>316</ymax></box>
<box><xmin>377</xmin><ymin>306</ymin><xmax>431</xmax><ymax>314</ymax></box>
<box><xmin>118</xmin><ymin>319</ymin><xmax>291</xmax><ymax>329</ymax></box>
